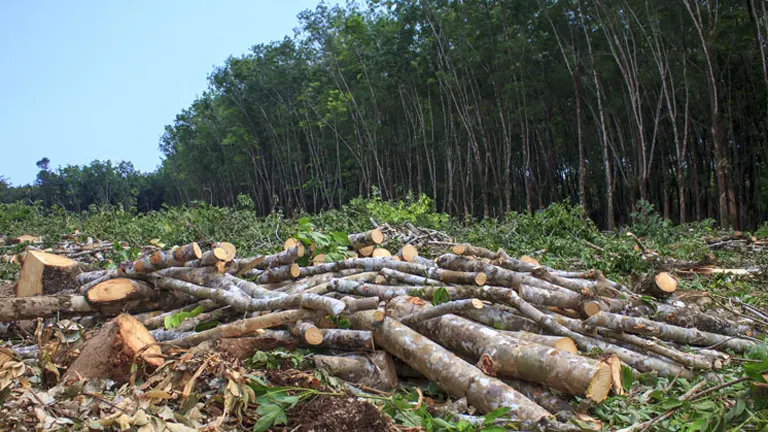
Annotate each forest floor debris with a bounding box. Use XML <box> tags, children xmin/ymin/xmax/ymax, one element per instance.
<box><xmin>2</xmin><ymin>201</ymin><xmax>768</xmax><ymax>430</ymax></box>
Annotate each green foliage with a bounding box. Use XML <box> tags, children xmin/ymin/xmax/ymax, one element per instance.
<box><xmin>163</xmin><ymin>305</ymin><xmax>206</xmax><ymax>330</ymax></box>
<box><xmin>431</xmin><ymin>287</ymin><xmax>450</xmax><ymax>306</ymax></box>
<box><xmin>293</xmin><ymin>216</ymin><xmax>353</xmax><ymax>263</ymax></box>
<box><xmin>347</xmin><ymin>192</ymin><xmax>450</xmax><ymax>230</ymax></box>
<box><xmin>244</xmin><ymin>349</ymin><xmax>309</xmax><ymax>370</ymax></box>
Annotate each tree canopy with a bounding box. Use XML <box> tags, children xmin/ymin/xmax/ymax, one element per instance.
<box><xmin>4</xmin><ymin>0</ymin><xmax>768</xmax><ymax>229</ymax></box>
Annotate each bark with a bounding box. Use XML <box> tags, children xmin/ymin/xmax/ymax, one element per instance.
<box><xmin>195</xmin><ymin>329</ymin><xmax>374</xmax><ymax>357</ymax></box>
<box><xmin>341</xmin><ymin>296</ymin><xmax>381</xmax><ymax>314</ymax></box>
<box><xmin>399</xmin><ymin>298</ymin><xmax>484</xmax><ymax>326</ymax></box>
<box><xmin>348</xmin><ymin>229</ymin><xmax>385</xmax><ymax>249</ymax></box>
<box><xmin>596</xmin><ymin>328</ymin><xmax>720</xmax><ymax>370</ymax></box>
<box><xmin>387</xmin><ymin>296</ymin><xmax>613</xmax><ymax>402</ymax></box>
<box><xmin>165</xmin><ymin>309</ymin><xmax>315</xmax><ymax>348</ymax></box>
<box><xmin>348</xmin><ymin>310</ymin><xmax>551</xmax><ymax>420</ymax></box>
<box><xmin>17</xmin><ymin>250</ymin><xmax>82</xmax><ymax>296</ymax></box>
<box><xmin>313</xmin><ymin>351</ymin><xmax>397</xmax><ymax>391</ymax></box>
<box><xmin>436</xmin><ymin>254</ymin><xmax>523</xmax><ymax>287</ymax></box>
<box><xmin>459</xmin><ymin>304</ymin><xmax>542</xmax><ymax>333</ymax></box>
<box><xmin>149</xmin><ymin>276</ymin><xmax>346</xmax><ymax>316</ymax></box>
<box><xmin>63</xmin><ymin>314</ymin><xmax>163</xmax><ymax>384</ymax></box>
<box><xmin>0</xmin><ymin>293</ymin><xmax>189</xmax><ymax>322</ymax></box>
<box><xmin>583</xmin><ymin>311</ymin><xmax>755</xmax><ymax>353</ymax></box>
<box><xmin>228</xmin><ymin>256</ymin><xmax>266</xmax><ymax>276</ymax></box>
<box><xmin>504</xmin><ymin>331</ymin><xmax>578</xmax><ymax>354</ymax></box>
<box><xmin>255</xmin><ymin>245</ymin><xmax>305</xmax><ymax>270</ymax></box>
<box><xmin>379</xmin><ymin>267</ymin><xmax>442</xmax><ymax>286</ymax></box>
<box><xmin>499</xmin><ymin>289</ymin><xmax>694</xmax><ymax>378</ymax></box>
<box><xmin>255</xmin><ymin>264</ymin><xmax>301</xmax><ymax>283</ymax></box>
<box><xmin>634</xmin><ymin>272</ymin><xmax>678</xmax><ymax>299</ymax></box>
<box><xmin>452</xmin><ymin>244</ymin><xmax>497</xmax><ymax>260</ymax></box>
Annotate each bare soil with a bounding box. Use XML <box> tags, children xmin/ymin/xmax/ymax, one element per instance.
<box><xmin>288</xmin><ymin>395</ymin><xmax>393</xmax><ymax>432</ymax></box>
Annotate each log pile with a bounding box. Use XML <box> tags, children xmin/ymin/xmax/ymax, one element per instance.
<box><xmin>0</xmin><ymin>227</ymin><xmax>762</xmax><ymax>430</ymax></box>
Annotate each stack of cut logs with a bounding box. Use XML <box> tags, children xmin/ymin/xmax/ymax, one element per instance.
<box><xmin>1</xmin><ymin>227</ymin><xmax>760</xmax><ymax>429</ymax></box>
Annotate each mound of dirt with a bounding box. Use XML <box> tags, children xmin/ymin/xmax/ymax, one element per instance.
<box><xmin>288</xmin><ymin>395</ymin><xmax>393</xmax><ymax>432</ymax></box>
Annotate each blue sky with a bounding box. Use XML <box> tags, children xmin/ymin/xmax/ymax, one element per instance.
<box><xmin>0</xmin><ymin>0</ymin><xmax>337</xmax><ymax>185</ymax></box>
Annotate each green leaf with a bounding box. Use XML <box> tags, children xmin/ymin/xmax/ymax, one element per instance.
<box><xmin>660</xmin><ymin>398</ymin><xmax>683</xmax><ymax>409</ymax></box>
<box><xmin>336</xmin><ymin>318</ymin><xmax>351</xmax><ymax>329</ymax></box>
<box><xmin>431</xmin><ymin>287</ymin><xmax>450</xmax><ymax>306</ymax></box>
<box><xmin>743</xmin><ymin>360</ymin><xmax>768</xmax><ymax>383</ymax></box>
<box><xmin>621</xmin><ymin>365</ymin><xmax>633</xmax><ymax>393</ymax></box>
<box><xmin>480</xmin><ymin>427</ymin><xmax>507</xmax><ymax>432</ymax></box>
<box><xmin>483</xmin><ymin>406</ymin><xmax>510</xmax><ymax>425</ymax></box>
<box><xmin>252</xmin><ymin>403</ymin><xmax>286</xmax><ymax>432</ymax></box>
<box><xmin>331</xmin><ymin>231</ymin><xmax>351</xmax><ymax>246</ymax></box>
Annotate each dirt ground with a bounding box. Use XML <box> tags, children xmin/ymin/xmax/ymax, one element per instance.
<box><xmin>0</xmin><ymin>280</ymin><xmax>14</xmax><ymax>297</ymax></box>
<box><xmin>287</xmin><ymin>395</ymin><xmax>394</xmax><ymax>432</ymax></box>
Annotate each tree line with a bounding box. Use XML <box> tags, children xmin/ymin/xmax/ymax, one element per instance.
<box><xmin>3</xmin><ymin>0</ymin><xmax>768</xmax><ymax>229</ymax></box>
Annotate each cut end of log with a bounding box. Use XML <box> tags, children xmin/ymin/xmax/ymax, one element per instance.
<box><xmin>16</xmin><ymin>250</ymin><xmax>80</xmax><ymax>297</ymax></box>
<box><xmin>86</xmin><ymin>278</ymin><xmax>142</xmax><ymax>303</ymax></box>
<box><xmin>312</xmin><ymin>254</ymin><xmax>326</xmax><ymax>265</ymax></box>
<box><xmin>303</xmin><ymin>327</ymin><xmax>324</xmax><ymax>345</ymax></box>
<box><xmin>212</xmin><ymin>247</ymin><xmax>229</xmax><ymax>261</ymax></box>
<box><xmin>655</xmin><ymin>272</ymin><xmax>678</xmax><ymax>294</ymax></box>
<box><xmin>553</xmin><ymin>337</ymin><xmax>578</xmax><ymax>354</ymax></box>
<box><xmin>520</xmin><ymin>255</ymin><xmax>539</xmax><ymax>265</ymax></box>
<box><xmin>399</xmin><ymin>244</ymin><xmax>419</xmax><ymax>262</ymax></box>
<box><xmin>289</xmin><ymin>263</ymin><xmax>301</xmax><ymax>278</ymax></box>
<box><xmin>582</xmin><ymin>301</ymin><xmax>602</xmax><ymax>318</ymax></box>
<box><xmin>358</xmin><ymin>245</ymin><xmax>375</xmax><ymax>257</ymax></box>
<box><xmin>295</xmin><ymin>242</ymin><xmax>306</xmax><ymax>258</ymax></box>
<box><xmin>469</xmin><ymin>298</ymin><xmax>484</xmax><ymax>310</ymax></box>
<box><xmin>372</xmin><ymin>248</ymin><xmax>392</xmax><ymax>258</ymax></box>
<box><xmin>452</xmin><ymin>244</ymin><xmax>467</xmax><ymax>255</ymax></box>
<box><xmin>370</xmin><ymin>229</ymin><xmax>385</xmax><ymax>245</ymax></box>
<box><xmin>218</xmin><ymin>242</ymin><xmax>237</xmax><ymax>261</ymax></box>
<box><xmin>606</xmin><ymin>354</ymin><xmax>624</xmax><ymax>396</ymax></box>
<box><xmin>283</xmin><ymin>238</ymin><xmax>298</xmax><ymax>251</ymax></box>
<box><xmin>474</xmin><ymin>272</ymin><xmax>487</xmax><ymax>286</ymax></box>
<box><xmin>191</xmin><ymin>242</ymin><xmax>203</xmax><ymax>259</ymax></box>
<box><xmin>586</xmin><ymin>359</ymin><xmax>614</xmax><ymax>403</ymax></box>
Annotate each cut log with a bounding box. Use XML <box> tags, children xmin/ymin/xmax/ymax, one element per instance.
<box><xmin>459</xmin><ymin>304</ymin><xmax>542</xmax><ymax>333</ymax></box>
<box><xmin>256</xmin><ymin>246</ymin><xmax>305</xmax><ymax>270</ymax></box>
<box><xmin>437</xmin><ymin>254</ymin><xmax>523</xmax><ymax>287</ymax></box>
<box><xmin>200</xmin><ymin>329</ymin><xmax>374</xmax><ymax>359</ymax></box>
<box><xmin>452</xmin><ymin>243</ymin><xmax>497</xmax><ymax>260</ymax></box>
<box><xmin>505</xmin><ymin>331</ymin><xmax>578</xmax><ymax>354</ymax></box>
<box><xmin>358</xmin><ymin>245</ymin><xmax>375</xmax><ymax>257</ymax></box>
<box><xmin>165</xmin><ymin>309</ymin><xmax>315</xmax><ymax>348</ymax></box>
<box><xmin>289</xmin><ymin>320</ymin><xmax>324</xmax><ymax>345</ymax></box>
<box><xmin>255</xmin><ymin>263</ymin><xmax>301</xmax><ymax>283</ymax></box>
<box><xmin>596</xmin><ymin>328</ymin><xmax>720</xmax><ymax>370</ymax></box>
<box><xmin>635</xmin><ymin>272</ymin><xmax>678</xmax><ymax>299</ymax></box>
<box><xmin>379</xmin><ymin>267</ymin><xmax>442</xmax><ymax>286</ymax></box>
<box><xmin>348</xmin><ymin>310</ymin><xmax>551</xmax><ymax>420</ymax></box>
<box><xmin>520</xmin><ymin>256</ymin><xmax>540</xmax><ymax>266</ymax></box>
<box><xmin>16</xmin><ymin>250</ymin><xmax>82</xmax><ymax>296</ymax></box>
<box><xmin>213</xmin><ymin>242</ymin><xmax>237</xmax><ymax>261</ymax></box>
<box><xmin>313</xmin><ymin>352</ymin><xmax>397</xmax><ymax>391</ymax></box>
<box><xmin>229</xmin><ymin>256</ymin><xmax>266</xmax><ymax>276</ymax></box>
<box><xmin>12</xmin><ymin>234</ymin><xmax>42</xmax><ymax>244</ymax></box>
<box><xmin>397</xmin><ymin>244</ymin><xmax>419</xmax><ymax>262</ymax></box>
<box><xmin>497</xmin><ymin>289</ymin><xmax>694</xmax><ymax>378</ymax></box>
<box><xmin>86</xmin><ymin>278</ymin><xmax>157</xmax><ymax>304</ymax></box>
<box><xmin>348</xmin><ymin>229</ymin><xmax>385</xmax><ymax>249</ymax></box>
<box><xmin>371</xmin><ymin>248</ymin><xmax>392</xmax><ymax>258</ymax></box>
<box><xmin>583</xmin><ymin>311</ymin><xmax>755</xmax><ymax>353</ymax></box>
<box><xmin>387</xmin><ymin>296</ymin><xmax>613</xmax><ymax>402</ymax></box>
<box><xmin>283</xmin><ymin>238</ymin><xmax>299</xmax><ymax>251</ymax></box>
<box><xmin>312</xmin><ymin>254</ymin><xmax>326</xmax><ymax>265</ymax></box>
<box><xmin>399</xmin><ymin>299</ymin><xmax>484</xmax><ymax>326</ymax></box>
<box><xmin>149</xmin><ymin>276</ymin><xmax>345</xmax><ymax>316</ymax></box>
<box><xmin>342</xmin><ymin>296</ymin><xmax>381</xmax><ymax>314</ymax></box>
<box><xmin>63</xmin><ymin>314</ymin><xmax>163</xmax><ymax>384</ymax></box>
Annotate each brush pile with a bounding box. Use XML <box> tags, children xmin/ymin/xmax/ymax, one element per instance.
<box><xmin>0</xmin><ymin>226</ymin><xmax>762</xmax><ymax>431</ymax></box>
